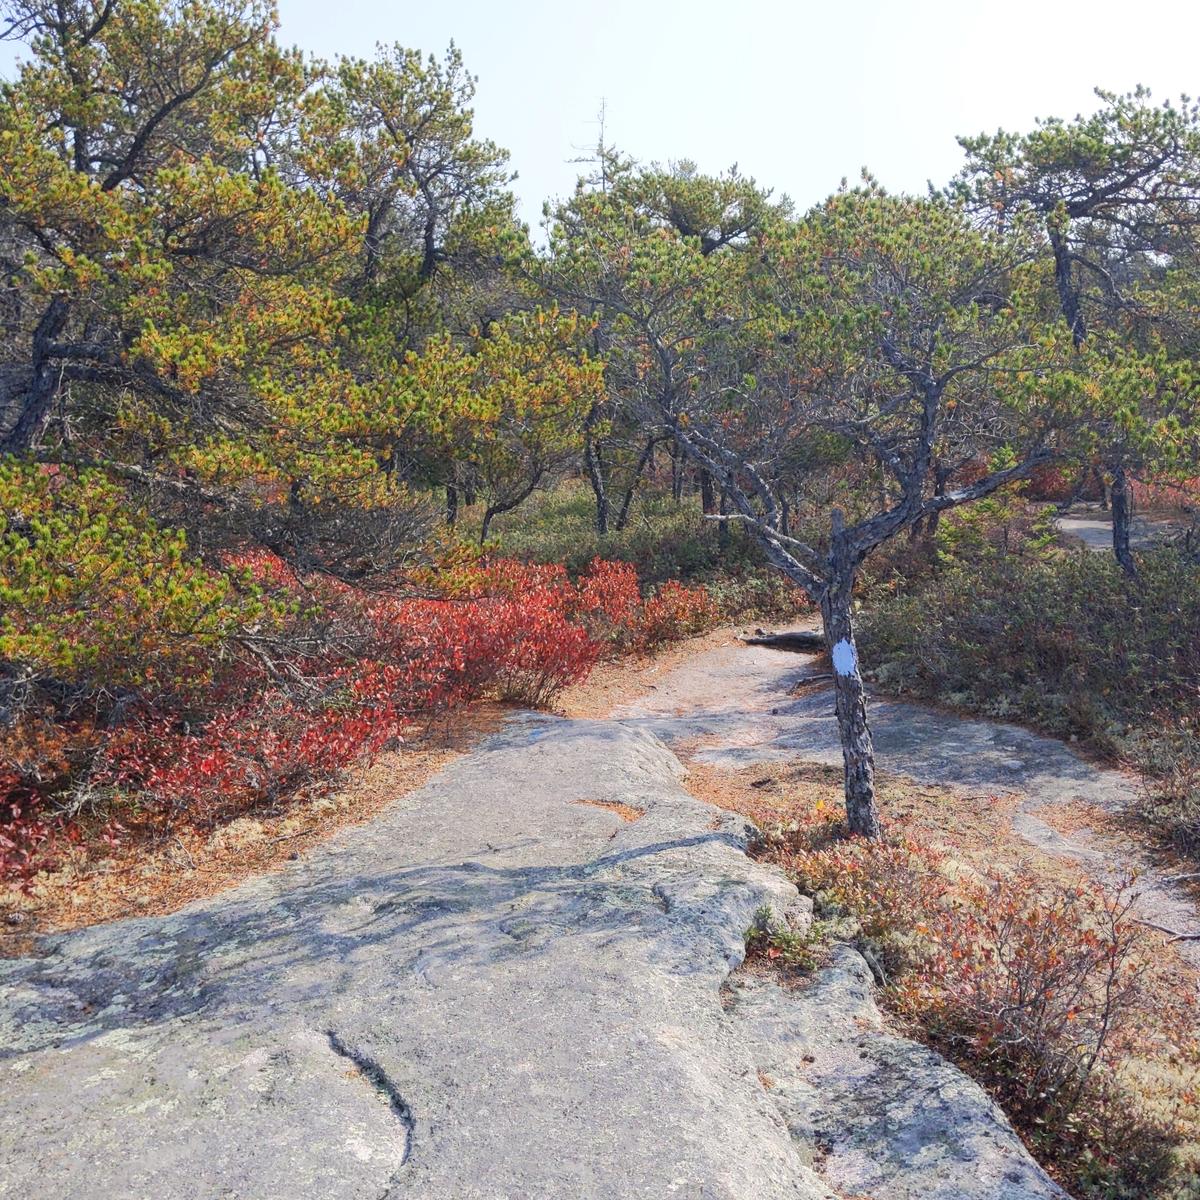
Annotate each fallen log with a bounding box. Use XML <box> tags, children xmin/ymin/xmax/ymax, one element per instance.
<box><xmin>741</xmin><ymin>629</ymin><xmax>826</xmax><ymax>653</ymax></box>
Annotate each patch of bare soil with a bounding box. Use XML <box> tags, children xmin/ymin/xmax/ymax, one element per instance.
<box><xmin>572</xmin><ymin>798</ymin><xmax>644</xmax><ymax>822</ymax></box>
<box><xmin>685</xmin><ymin>756</ymin><xmax>1068</xmax><ymax>883</ymax></box>
<box><xmin>0</xmin><ymin>709</ymin><xmax>504</xmax><ymax>953</ymax></box>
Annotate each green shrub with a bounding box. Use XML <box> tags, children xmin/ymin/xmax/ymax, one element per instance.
<box><xmin>860</xmin><ymin>540</ymin><xmax>1200</xmax><ymax>852</ymax></box>
<box><xmin>480</xmin><ymin>483</ymin><xmax>754</xmax><ymax>579</ymax></box>
<box><xmin>861</xmin><ymin>547</ymin><xmax>1200</xmax><ymax>748</ymax></box>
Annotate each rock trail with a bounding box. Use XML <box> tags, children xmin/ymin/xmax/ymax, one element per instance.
<box><xmin>1</xmin><ymin>635</ymin><xmax>1142</xmax><ymax>1200</ymax></box>
<box><xmin>614</xmin><ymin>631</ymin><xmax>1200</xmax><ymax>969</ymax></box>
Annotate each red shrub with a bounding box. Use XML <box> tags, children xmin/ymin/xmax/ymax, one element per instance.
<box><xmin>1025</xmin><ymin>463</ymin><xmax>1080</xmax><ymax>502</ymax></box>
<box><xmin>896</xmin><ymin>871</ymin><xmax>1149</xmax><ymax>1120</ymax></box>
<box><xmin>571</xmin><ymin>558</ymin><xmax>642</xmax><ymax>651</ymax></box>
<box><xmin>1</xmin><ymin>552</ymin><xmax>711</xmax><ymax>885</ymax></box>
<box><xmin>756</xmin><ymin>809</ymin><xmax>1189</xmax><ymax>1184</ymax></box>
<box><xmin>1130</xmin><ymin>476</ymin><xmax>1200</xmax><ymax>511</ymax></box>
<box><xmin>1</xmin><ymin>781</ymin><xmax>64</xmax><ymax>890</ymax></box>
<box><xmin>635</xmin><ymin>581</ymin><xmax>718</xmax><ymax>651</ymax></box>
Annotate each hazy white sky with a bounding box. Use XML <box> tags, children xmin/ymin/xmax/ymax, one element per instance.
<box><xmin>278</xmin><ymin>0</ymin><xmax>1200</xmax><ymax>224</ymax></box>
<box><xmin>5</xmin><ymin>0</ymin><xmax>1200</xmax><ymax>225</ymax></box>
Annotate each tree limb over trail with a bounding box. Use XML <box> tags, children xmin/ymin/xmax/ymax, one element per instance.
<box><xmin>544</xmin><ymin>179</ymin><xmax>1089</xmax><ymax>839</ymax></box>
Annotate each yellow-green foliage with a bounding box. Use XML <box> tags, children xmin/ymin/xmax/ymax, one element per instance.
<box><xmin>0</xmin><ymin>464</ymin><xmax>263</xmax><ymax>690</ymax></box>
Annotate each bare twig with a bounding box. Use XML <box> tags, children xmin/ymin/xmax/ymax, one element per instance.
<box><xmin>173</xmin><ymin>836</ymin><xmax>197</xmax><ymax>871</ymax></box>
<box><xmin>1133</xmin><ymin>918</ymin><xmax>1200</xmax><ymax>942</ymax></box>
<box><xmin>268</xmin><ymin>827</ymin><xmax>316</xmax><ymax>844</ymax></box>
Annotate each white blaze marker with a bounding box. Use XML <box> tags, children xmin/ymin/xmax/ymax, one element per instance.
<box><xmin>831</xmin><ymin>639</ymin><xmax>858</xmax><ymax>677</ymax></box>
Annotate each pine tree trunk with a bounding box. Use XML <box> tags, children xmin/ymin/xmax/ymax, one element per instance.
<box><xmin>445</xmin><ymin>484</ymin><xmax>458</xmax><ymax>527</ymax></box>
<box><xmin>1</xmin><ymin>296</ymin><xmax>69</xmax><ymax>453</ymax></box>
<box><xmin>615</xmin><ymin>437</ymin><xmax>657</xmax><ymax>531</ymax></box>
<box><xmin>671</xmin><ymin>444</ymin><xmax>684</xmax><ymax>503</ymax></box>
<box><xmin>1110</xmin><ymin>465</ymin><xmax>1138</xmax><ymax>577</ymax></box>
<box><xmin>717</xmin><ymin>488</ymin><xmax>730</xmax><ymax>555</ymax></box>
<box><xmin>583</xmin><ymin>435</ymin><xmax>609</xmax><ymax>535</ymax></box>
<box><xmin>480</xmin><ymin>507</ymin><xmax>496</xmax><ymax>545</ymax></box>
<box><xmin>820</xmin><ymin>576</ymin><xmax>882</xmax><ymax>840</ymax></box>
<box><xmin>699</xmin><ymin>469</ymin><xmax>715</xmax><ymax>515</ymax></box>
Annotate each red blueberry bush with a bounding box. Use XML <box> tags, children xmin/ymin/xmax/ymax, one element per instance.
<box><xmin>754</xmin><ymin>803</ymin><xmax>1196</xmax><ymax>1195</ymax></box>
<box><xmin>1</xmin><ymin>548</ymin><xmax>715</xmax><ymax>887</ymax></box>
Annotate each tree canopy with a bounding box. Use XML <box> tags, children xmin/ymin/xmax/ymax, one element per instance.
<box><xmin>3</xmin><ymin>6</ymin><xmax>1199</xmax><ymax>835</ymax></box>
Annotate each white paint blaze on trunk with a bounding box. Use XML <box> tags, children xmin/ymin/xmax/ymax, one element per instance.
<box><xmin>831</xmin><ymin>639</ymin><xmax>857</xmax><ymax>677</ymax></box>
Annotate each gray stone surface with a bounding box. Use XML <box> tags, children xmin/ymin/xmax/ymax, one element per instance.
<box><xmin>613</xmin><ymin>631</ymin><xmax>1200</xmax><ymax>962</ymax></box>
<box><xmin>730</xmin><ymin>948</ymin><xmax>1068</xmax><ymax>1200</ymax></box>
<box><xmin>0</xmin><ymin>713</ymin><xmax>1066</xmax><ymax>1200</ymax></box>
<box><xmin>1053</xmin><ymin>503</ymin><xmax>1182</xmax><ymax>553</ymax></box>
<box><xmin>1</xmin><ymin>719</ymin><xmax>828</xmax><ymax>1200</ymax></box>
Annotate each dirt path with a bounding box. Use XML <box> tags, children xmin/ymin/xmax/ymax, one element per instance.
<box><xmin>604</xmin><ymin>626</ymin><xmax>1200</xmax><ymax>977</ymax></box>
<box><xmin>1054</xmin><ymin>502</ymin><xmax>1186</xmax><ymax>552</ymax></box>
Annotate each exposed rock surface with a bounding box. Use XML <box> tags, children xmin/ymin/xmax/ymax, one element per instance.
<box><xmin>731</xmin><ymin>949</ymin><xmax>1067</xmax><ymax>1200</ymax></box>
<box><xmin>1</xmin><ymin>717</ymin><xmax>1064</xmax><ymax>1200</ymax></box>
<box><xmin>613</xmin><ymin>631</ymin><xmax>1200</xmax><ymax>963</ymax></box>
<box><xmin>1053</xmin><ymin>502</ymin><xmax>1184</xmax><ymax>553</ymax></box>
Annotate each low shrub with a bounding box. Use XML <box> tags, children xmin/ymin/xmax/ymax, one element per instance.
<box><xmin>701</xmin><ymin>571</ymin><xmax>810</xmax><ymax>622</ymax></box>
<box><xmin>861</xmin><ymin>537</ymin><xmax>1199</xmax><ymax>752</ymax></box>
<box><xmin>481</xmin><ymin>481</ymin><xmax>783</xmax><ymax>590</ymax></box>
<box><xmin>903</xmin><ymin>868</ymin><xmax>1188</xmax><ymax>1195</ymax></box>
<box><xmin>1131</xmin><ymin>727</ymin><xmax>1200</xmax><ymax>856</ymax></box>
<box><xmin>859</xmin><ymin>537</ymin><xmax>1200</xmax><ymax>853</ymax></box>
<box><xmin>634</xmin><ymin>581</ymin><xmax>719</xmax><ymax>652</ymax></box>
<box><xmin>754</xmin><ymin>807</ymin><xmax>1196</xmax><ymax>1198</ymax></box>
<box><xmin>0</xmin><ymin>543</ymin><xmax>713</xmax><ymax>888</ymax></box>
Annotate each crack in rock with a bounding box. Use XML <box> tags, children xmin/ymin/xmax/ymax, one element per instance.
<box><xmin>325</xmin><ymin>1029</ymin><xmax>414</xmax><ymax>1168</ymax></box>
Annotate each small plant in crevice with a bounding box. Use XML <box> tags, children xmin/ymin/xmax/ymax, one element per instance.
<box><xmin>743</xmin><ymin>904</ymin><xmax>829</xmax><ymax>973</ymax></box>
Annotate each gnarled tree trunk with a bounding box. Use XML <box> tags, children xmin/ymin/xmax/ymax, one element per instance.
<box><xmin>614</xmin><ymin>436</ymin><xmax>658</xmax><ymax>532</ymax></box>
<box><xmin>1110</xmin><ymin>464</ymin><xmax>1138</xmax><ymax>578</ymax></box>
<box><xmin>820</xmin><ymin>572</ymin><xmax>881</xmax><ymax>840</ymax></box>
<box><xmin>583</xmin><ymin>432</ymin><xmax>609</xmax><ymax>535</ymax></box>
<box><xmin>1</xmin><ymin>296</ymin><xmax>70</xmax><ymax>453</ymax></box>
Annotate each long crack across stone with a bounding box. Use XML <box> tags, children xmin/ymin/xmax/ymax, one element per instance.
<box><xmin>325</xmin><ymin>1029</ymin><xmax>415</xmax><ymax>1167</ymax></box>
